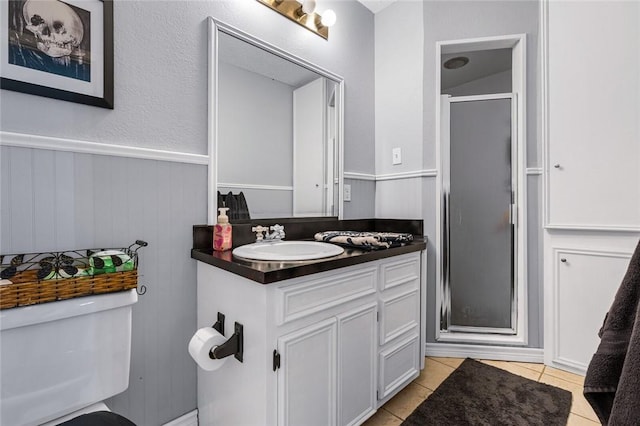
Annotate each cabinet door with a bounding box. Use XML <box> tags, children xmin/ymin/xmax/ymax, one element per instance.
<box><xmin>546</xmin><ymin>1</ymin><xmax>640</xmax><ymax>229</ymax></box>
<box><xmin>277</xmin><ymin>318</ymin><xmax>337</xmax><ymax>426</ymax></box>
<box><xmin>554</xmin><ymin>249</ymin><xmax>630</xmax><ymax>371</ymax></box>
<box><xmin>337</xmin><ymin>303</ymin><xmax>377</xmax><ymax>426</ymax></box>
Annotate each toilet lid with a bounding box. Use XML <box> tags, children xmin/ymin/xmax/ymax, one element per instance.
<box><xmin>58</xmin><ymin>411</ymin><xmax>136</xmax><ymax>426</ymax></box>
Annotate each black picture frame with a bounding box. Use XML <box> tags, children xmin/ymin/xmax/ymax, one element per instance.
<box><xmin>1</xmin><ymin>0</ymin><xmax>114</xmax><ymax>109</ymax></box>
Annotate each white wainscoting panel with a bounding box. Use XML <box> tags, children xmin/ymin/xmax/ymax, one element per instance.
<box><xmin>162</xmin><ymin>410</ymin><xmax>198</xmax><ymax>426</ymax></box>
<box><xmin>375</xmin><ymin>178</ymin><xmax>423</xmax><ymax>219</ymax></box>
<box><xmin>1</xmin><ymin>146</ymin><xmax>206</xmax><ymax>425</ymax></box>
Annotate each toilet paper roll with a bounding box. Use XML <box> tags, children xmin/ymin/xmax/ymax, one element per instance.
<box><xmin>188</xmin><ymin>327</ymin><xmax>229</xmax><ymax>371</ymax></box>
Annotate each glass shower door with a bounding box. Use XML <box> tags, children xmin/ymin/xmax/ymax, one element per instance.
<box><xmin>443</xmin><ymin>95</ymin><xmax>516</xmax><ymax>334</ymax></box>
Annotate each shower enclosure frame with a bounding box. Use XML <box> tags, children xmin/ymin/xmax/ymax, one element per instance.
<box><xmin>434</xmin><ymin>34</ymin><xmax>528</xmax><ymax>347</ymax></box>
<box><xmin>442</xmin><ymin>93</ymin><xmax>518</xmax><ymax>335</ymax></box>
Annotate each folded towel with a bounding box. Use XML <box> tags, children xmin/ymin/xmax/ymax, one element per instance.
<box><xmin>89</xmin><ymin>250</ymin><xmax>134</xmax><ymax>275</ymax></box>
<box><xmin>314</xmin><ymin>231</ymin><xmax>413</xmax><ymax>250</ymax></box>
<box><xmin>584</xmin><ymin>239</ymin><xmax>640</xmax><ymax>425</ymax></box>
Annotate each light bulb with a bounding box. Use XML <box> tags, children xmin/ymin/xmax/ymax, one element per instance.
<box><xmin>302</xmin><ymin>0</ymin><xmax>317</xmax><ymax>14</ymax></box>
<box><xmin>321</xmin><ymin>9</ymin><xmax>336</xmax><ymax>27</ymax></box>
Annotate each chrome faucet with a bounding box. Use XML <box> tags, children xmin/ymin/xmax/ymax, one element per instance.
<box><xmin>266</xmin><ymin>224</ymin><xmax>285</xmax><ymax>241</ymax></box>
<box><xmin>251</xmin><ymin>224</ymin><xmax>285</xmax><ymax>242</ymax></box>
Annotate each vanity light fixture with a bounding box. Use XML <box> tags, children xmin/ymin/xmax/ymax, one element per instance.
<box><xmin>256</xmin><ymin>0</ymin><xmax>336</xmax><ymax>40</ymax></box>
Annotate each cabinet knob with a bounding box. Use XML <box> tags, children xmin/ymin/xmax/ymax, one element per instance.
<box><xmin>554</xmin><ymin>164</ymin><xmax>561</xmax><ymax>169</ymax></box>
<box><xmin>560</xmin><ymin>258</ymin><xmax>567</xmax><ymax>263</ymax></box>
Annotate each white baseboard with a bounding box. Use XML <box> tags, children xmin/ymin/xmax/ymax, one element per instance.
<box><xmin>162</xmin><ymin>409</ymin><xmax>198</xmax><ymax>426</ymax></box>
<box><xmin>426</xmin><ymin>342</ymin><xmax>544</xmax><ymax>363</ymax></box>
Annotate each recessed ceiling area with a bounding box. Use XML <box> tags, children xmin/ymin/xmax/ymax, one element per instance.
<box><xmin>219</xmin><ymin>32</ymin><xmax>320</xmax><ymax>88</ymax></box>
<box><xmin>356</xmin><ymin>0</ymin><xmax>398</xmax><ymax>14</ymax></box>
<box><xmin>441</xmin><ymin>48</ymin><xmax>512</xmax><ymax>91</ymax></box>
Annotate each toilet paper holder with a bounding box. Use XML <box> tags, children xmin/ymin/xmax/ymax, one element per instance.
<box><xmin>212</xmin><ymin>312</ymin><xmax>225</xmax><ymax>336</ymax></box>
<box><xmin>209</xmin><ymin>312</ymin><xmax>243</xmax><ymax>363</ymax></box>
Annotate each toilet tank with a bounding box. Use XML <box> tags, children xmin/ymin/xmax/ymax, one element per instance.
<box><xmin>0</xmin><ymin>289</ymin><xmax>138</xmax><ymax>426</ymax></box>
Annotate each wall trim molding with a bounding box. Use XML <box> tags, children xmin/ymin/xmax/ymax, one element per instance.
<box><xmin>344</xmin><ymin>169</ymin><xmax>437</xmax><ymax>182</ymax></box>
<box><xmin>545</xmin><ymin>223</ymin><xmax>640</xmax><ymax>233</ymax></box>
<box><xmin>344</xmin><ymin>172</ymin><xmax>376</xmax><ymax>181</ymax></box>
<box><xmin>345</xmin><ymin>168</ymin><xmax>540</xmax><ymax>181</ymax></box>
<box><xmin>0</xmin><ymin>131</ymin><xmax>209</xmax><ymax>165</ymax></box>
<box><xmin>162</xmin><ymin>409</ymin><xmax>198</xmax><ymax>426</ymax></box>
<box><xmin>426</xmin><ymin>342</ymin><xmax>544</xmax><ymax>364</ymax></box>
<box><xmin>376</xmin><ymin>169</ymin><xmax>437</xmax><ymax>181</ymax></box>
<box><xmin>549</xmin><ymin>356</ymin><xmax>588</xmax><ymax>376</ymax></box>
<box><xmin>218</xmin><ymin>182</ymin><xmax>293</xmax><ymax>191</ymax></box>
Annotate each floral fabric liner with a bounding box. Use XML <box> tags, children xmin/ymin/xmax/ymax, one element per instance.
<box><xmin>314</xmin><ymin>231</ymin><xmax>414</xmax><ymax>250</ymax></box>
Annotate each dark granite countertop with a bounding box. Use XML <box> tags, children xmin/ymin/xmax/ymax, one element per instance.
<box><xmin>191</xmin><ymin>218</ymin><xmax>427</xmax><ymax>284</ymax></box>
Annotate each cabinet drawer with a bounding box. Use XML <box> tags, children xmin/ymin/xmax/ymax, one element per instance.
<box><xmin>379</xmin><ymin>289</ymin><xmax>420</xmax><ymax>345</ymax></box>
<box><xmin>380</xmin><ymin>254</ymin><xmax>420</xmax><ymax>291</ymax></box>
<box><xmin>378</xmin><ymin>333</ymin><xmax>420</xmax><ymax>401</ymax></box>
<box><xmin>277</xmin><ymin>267</ymin><xmax>377</xmax><ymax>325</ymax></box>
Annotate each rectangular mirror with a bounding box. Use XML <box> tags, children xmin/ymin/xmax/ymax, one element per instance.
<box><xmin>207</xmin><ymin>17</ymin><xmax>344</xmax><ymax>224</ymax></box>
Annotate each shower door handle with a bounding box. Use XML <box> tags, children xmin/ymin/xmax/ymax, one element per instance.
<box><xmin>442</xmin><ymin>190</ymin><xmax>450</xmax><ymax>331</ymax></box>
<box><xmin>509</xmin><ymin>204</ymin><xmax>517</xmax><ymax>226</ymax></box>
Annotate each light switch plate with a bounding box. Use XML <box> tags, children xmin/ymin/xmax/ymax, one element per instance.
<box><xmin>344</xmin><ymin>184</ymin><xmax>351</xmax><ymax>202</ymax></box>
<box><xmin>392</xmin><ymin>147</ymin><xmax>402</xmax><ymax>165</ymax></box>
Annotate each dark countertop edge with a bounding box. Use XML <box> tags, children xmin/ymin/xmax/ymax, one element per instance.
<box><xmin>191</xmin><ymin>239</ymin><xmax>427</xmax><ymax>284</ymax></box>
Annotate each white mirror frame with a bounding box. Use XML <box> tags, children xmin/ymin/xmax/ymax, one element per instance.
<box><xmin>207</xmin><ymin>17</ymin><xmax>345</xmax><ymax>224</ymax></box>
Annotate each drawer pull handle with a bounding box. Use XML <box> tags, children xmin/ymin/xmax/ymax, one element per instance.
<box><xmin>560</xmin><ymin>258</ymin><xmax>567</xmax><ymax>263</ymax></box>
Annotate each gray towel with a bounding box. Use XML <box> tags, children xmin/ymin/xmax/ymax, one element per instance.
<box><xmin>584</xmin><ymin>239</ymin><xmax>640</xmax><ymax>425</ymax></box>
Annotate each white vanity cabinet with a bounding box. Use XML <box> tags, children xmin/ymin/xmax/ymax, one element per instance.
<box><xmin>195</xmin><ymin>251</ymin><xmax>424</xmax><ymax>426</ymax></box>
<box><xmin>276</xmin><ymin>303</ymin><xmax>377</xmax><ymax>426</ymax></box>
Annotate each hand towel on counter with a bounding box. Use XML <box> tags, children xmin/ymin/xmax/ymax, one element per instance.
<box><xmin>584</xmin><ymin>239</ymin><xmax>640</xmax><ymax>425</ymax></box>
<box><xmin>314</xmin><ymin>231</ymin><xmax>413</xmax><ymax>250</ymax></box>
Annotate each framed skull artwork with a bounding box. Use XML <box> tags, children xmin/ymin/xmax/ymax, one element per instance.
<box><xmin>1</xmin><ymin>0</ymin><xmax>113</xmax><ymax>108</ymax></box>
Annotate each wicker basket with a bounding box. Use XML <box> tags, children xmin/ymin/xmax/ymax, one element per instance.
<box><xmin>0</xmin><ymin>240</ymin><xmax>147</xmax><ymax>310</ymax></box>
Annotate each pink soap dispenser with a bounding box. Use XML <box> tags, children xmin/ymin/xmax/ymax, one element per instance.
<box><xmin>213</xmin><ymin>207</ymin><xmax>232</xmax><ymax>252</ymax></box>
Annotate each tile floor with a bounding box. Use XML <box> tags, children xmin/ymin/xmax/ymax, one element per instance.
<box><xmin>363</xmin><ymin>357</ymin><xmax>600</xmax><ymax>426</ymax></box>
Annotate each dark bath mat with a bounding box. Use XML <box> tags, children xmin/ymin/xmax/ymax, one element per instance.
<box><xmin>402</xmin><ymin>359</ymin><xmax>572</xmax><ymax>426</ymax></box>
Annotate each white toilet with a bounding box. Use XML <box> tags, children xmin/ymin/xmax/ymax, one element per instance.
<box><xmin>0</xmin><ymin>289</ymin><xmax>138</xmax><ymax>426</ymax></box>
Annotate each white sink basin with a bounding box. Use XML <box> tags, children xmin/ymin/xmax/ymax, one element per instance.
<box><xmin>232</xmin><ymin>241</ymin><xmax>344</xmax><ymax>261</ymax></box>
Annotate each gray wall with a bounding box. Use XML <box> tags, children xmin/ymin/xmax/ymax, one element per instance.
<box><xmin>445</xmin><ymin>70</ymin><xmax>512</xmax><ymax>97</ymax></box>
<box><xmin>0</xmin><ymin>1</ymin><xmax>375</xmax><ymax>424</ymax></box>
<box><xmin>0</xmin><ymin>0</ymin><xmax>376</xmax><ymax>182</ymax></box>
